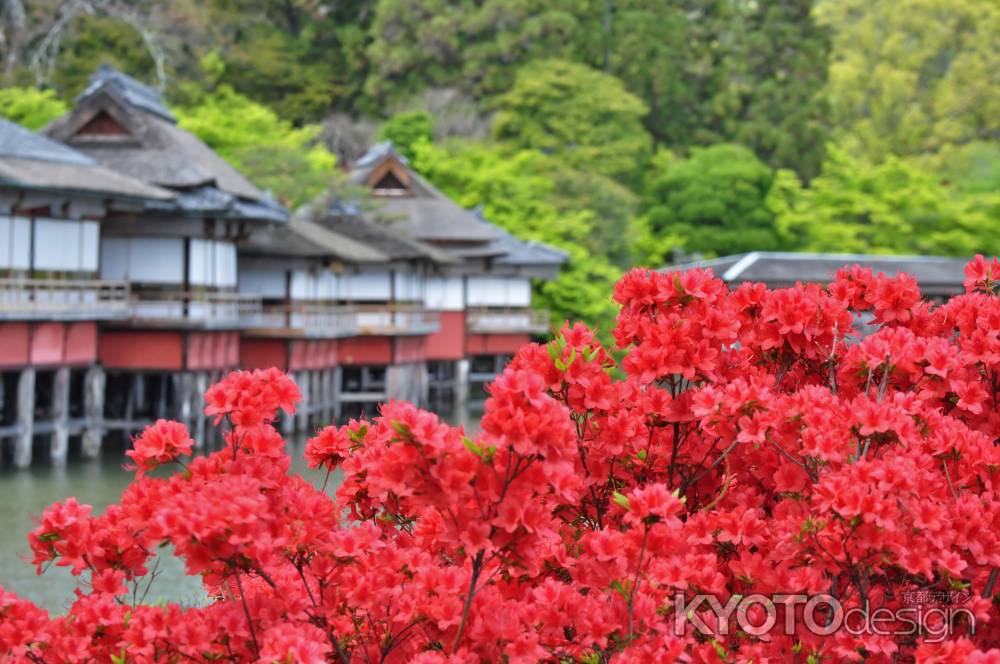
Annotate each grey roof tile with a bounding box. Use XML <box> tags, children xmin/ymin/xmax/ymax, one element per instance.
<box><xmin>665</xmin><ymin>252</ymin><xmax>968</xmax><ymax>295</ymax></box>
<box><xmin>0</xmin><ymin>117</ymin><xmax>173</xmax><ymax>200</ymax></box>
<box><xmin>0</xmin><ymin>117</ymin><xmax>95</xmax><ymax>165</ymax></box>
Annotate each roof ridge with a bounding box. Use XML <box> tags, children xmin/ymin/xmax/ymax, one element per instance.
<box><xmin>79</xmin><ymin>65</ymin><xmax>176</xmax><ymax>123</ymax></box>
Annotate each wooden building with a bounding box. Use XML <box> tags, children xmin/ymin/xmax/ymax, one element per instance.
<box><xmin>1</xmin><ymin>68</ymin><xmax>567</xmax><ymax>467</ymax></box>
<box><xmin>343</xmin><ymin>142</ymin><xmax>566</xmax><ymax>408</ymax></box>
<box><xmin>44</xmin><ymin>65</ymin><xmax>289</xmax><ymax>450</ymax></box>
<box><xmin>295</xmin><ymin>192</ymin><xmax>457</xmax><ymax>419</ymax></box>
<box><xmin>0</xmin><ymin>116</ymin><xmax>173</xmax><ymax>467</ymax></box>
<box><xmin>237</xmin><ymin>212</ymin><xmax>446</xmax><ymax>426</ymax></box>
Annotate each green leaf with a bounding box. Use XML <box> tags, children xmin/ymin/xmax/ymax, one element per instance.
<box><xmin>711</xmin><ymin>638</ymin><xmax>729</xmax><ymax>660</ymax></box>
<box><xmin>390</xmin><ymin>420</ymin><xmax>412</xmax><ymax>440</ymax></box>
<box><xmin>609</xmin><ymin>579</ymin><xmax>630</xmax><ymax>599</ymax></box>
<box><xmin>612</xmin><ymin>491</ymin><xmax>631</xmax><ymax>511</ymax></box>
<box><xmin>462</xmin><ymin>436</ymin><xmax>484</xmax><ymax>460</ymax></box>
<box><xmin>547</xmin><ymin>342</ymin><xmax>560</xmax><ymax>362</ymax></box>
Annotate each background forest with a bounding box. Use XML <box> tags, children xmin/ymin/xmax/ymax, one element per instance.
<box><xmin>1</xmin><ymin>0</ymin><xmax>998</xmax><ymax>332</ymax></box>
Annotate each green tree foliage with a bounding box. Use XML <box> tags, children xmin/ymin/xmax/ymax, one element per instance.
<box><xmin>365</xmin><ymin>0</ymin><xmax>583</xmax><ymax>105</ymax></box>
<box><xmin>0</xmin><ymin>87</ymin><xmax>67</xmax><ymax>129</ymax></box>
<box><xmin>591</xmin><ymin>0</ymin><xmax>830</xmax><ymax>178</ymax></box>
<box><xmin>817</xmin><ymin>0</ymin><xmax>1000</xmax><ymax>161</ymax></box>
<box><xmin>174</xmin><ymin>86</ymin><xmax>336</xmax><ymax>206</ymax></box>
<box><xmin>641</xmin><ymin>144</ymin><xmax>781</xmax><ymax>262</ymax></box>
<box><xmin>940</xmin><ymin>142</ymin><xmax>1000</xmax><ymax>195</ymax></box>
<box><xmin>410</xmin><ymin>139</ymin><xmax>622</xmax><ymax>333</ymax></box>
<box><xmin>378</xmin><ymin>111</ymin><xmax>434</xmax><ymax>161</ymax></box>
<box><xmin>493</xmin><ymin>59</ymin><xmax>650</xmax><ymax>186</ymax></box>
<box><xmin>772</xmin><ymin>145</ymin><xmax>997</xmax><ymax>256</ymax></box>
<box><xmin>714</xmin><ymin>0</ymin><xmax>830</xmax><ymax>179</ymax></box>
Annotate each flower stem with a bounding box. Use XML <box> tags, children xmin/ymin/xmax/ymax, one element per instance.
<box><xmin>450</xmin><ymin>549</ymin><xmax>485</xmax><ymax>653</ymax></box>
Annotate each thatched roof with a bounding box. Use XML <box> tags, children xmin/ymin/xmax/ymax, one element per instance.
<box><xmin>299</xmin><ymin>192</ymin><xmax>456</xmax><ymax>265</ymax></box>
<box><xmin>45</xmin><ymin>67</ymin><xmax>281</xmax><ymax>217</ymax></box>
<box><xmin>347</xmin><ymin>142</ymin><xmax>568</xmax><ymax>271</ymax></box>
<box><xmin>349</xmin><ymin>142</ymin><xmax>502</xmax><ymax>245</ymax></box>
<box><xmin>241</xmin><ymin>216</ymin><xmax>389</xmax><ymax>263</ymax></box>
<box><xmin>0</xmin><ymin>117</ymin><xmax>173</xmax><ymax>200</ymax></box>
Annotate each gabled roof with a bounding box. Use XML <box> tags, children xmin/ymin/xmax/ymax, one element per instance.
<box><xmin>45</xmin><ymin>66</ymin><xmax>283</xmax><ymax>219</ymax></box>
<box><xmin>349</xmin><ymin>141</ymin><xmax>502</xmax><ymax>246</ymax></box>
<box><xmin>0</xmin><ymin>117</ymin><xmax>173</xmax><ymax>200</ymax></box>
<box><xmin>665</xmin><ymin>251</ymin><xmax>968</xmax><ymax>296</ymax></box>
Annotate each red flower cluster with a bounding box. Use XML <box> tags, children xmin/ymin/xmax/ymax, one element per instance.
<box><xmin>126</xmin><ymin>419</ymin><xmax>194</xmax><ymax>475</ymax></box>
<box><xmin>3</xmin><ymin>259</ymin><xmax>1000</xmax><ymax>662</ymax></box>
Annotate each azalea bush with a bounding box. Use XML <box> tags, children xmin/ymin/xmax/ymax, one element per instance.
<box><xmin>4</xmin><ymin>260</ymin><xmax>1000</xmax><ymax>663</ymax></box>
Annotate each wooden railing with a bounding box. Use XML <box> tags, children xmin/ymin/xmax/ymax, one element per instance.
<box><xmin>466</xmin><ymin>308</ymin><xmax>551</xmax><ymax>334</ymax></box>
<box><xmin>129</xmin><ymin>291</ymin><xmax>262</xmax><ymax>328</ymax></box>
<box><xmin>354</xmin><ymin>303</ymin><xmax>440</xmax><ymax>335</ymax></box>
<box><xmin>0</xmin><ymin>278</ymin><xmax>130</xmax><ymax>320</ymax></box>
<box><xmin>248</xmin><ymin>303</ymin><xmax>441</xmax><ymax>337</ymax></box>
<box><xmin>252</xmin><ymin>304</ymin><xmax>359</xmax><ymax>337</ymax></box>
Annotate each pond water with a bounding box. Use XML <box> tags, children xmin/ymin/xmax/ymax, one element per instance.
<box><xmin>0</xmin><ymin>405</ymin><xmax>480</xmax><ymax>613</ymax></box>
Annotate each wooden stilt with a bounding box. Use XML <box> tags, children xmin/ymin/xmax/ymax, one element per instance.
<box><xmin>49</xmin><ymin>367</ymin><xmax>70</xmax><ymax>466</ymax></box>
<box><xmin>311</xmin><ymin>371</ymin><xmax>323</xmax><ymax>428</ymax></box>
<box><xmin>175</xmin><ymin>373</ymin><xmax>194</xmax><ymax>431</ymax></box>
<box><xmin>332</xmin><ymin>367</ymin><xmax>343</xmax><ymax>421</ymax></box>
<box><xmin>454</xmin><ymin>359</ymin><xmax>470</xmax><ymax>413</ymax></box>
<box><xmin>296</xmin><ymin>371</ymin><xmax>311</xmax><ymax>433</ymax></box>
<box><xmin>81</xmin><ymin>366</ymin><xmax>106</xmax><ymax>459</ymax></box>
<box><xmin>321</xmin><ymin>369</ymin><xmax>334</xmax><ymax>424</ymax></box>
<box><xmin>155</xmin><ymin>373</ymin><xmax>168</xmax><ymax>419</ymax></box>
<box><xmin>194</xmin><ymin>372</ymin><xmax>208</xmax><ymax>449</ymax></box>
<box><xmin>14</xmin><ymin>368</ymin><xmax>36</xmax><ymax>469</ymax></box>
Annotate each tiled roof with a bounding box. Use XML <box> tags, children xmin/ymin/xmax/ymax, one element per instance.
<box><xmin>0</xmin><ymin>117</ymin><xmax>173</xmax><ymax>200</ymax></box>
<box><xmin>665</xmin><ymin>251</ymin><xmax>968</xmax><ymax>295</ymax></box>
<box><xmin>0</xmin><ymin>117</ymin><xmax>95</xmax><ymax>165</ymax></box>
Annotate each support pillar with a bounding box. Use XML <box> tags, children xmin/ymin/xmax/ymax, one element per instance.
<box><xmin>332</xmin><ymin>366</ymin><xmax>343</xmax><ymax>421</ymax></box>
<box><xmin>320</xmin><ymin>369</ymin><xmax>334</xmax><ymax>424</ymax></box>
<box><xmin>416</xmin><ymin>361</ymin><xmax>429</xmax><ymax>408</ymax></box>
<box><xmin>296</xmin><ymin>371</ymin><xmax>311</xmax><ymax>432</ymax></box>
<box><xmin>174</xmin><ymin>373</ymin><xmax>194</xmax><ymax>431</ymax></box>
<box><xmin>194</xmin><ymin>372</ymin><xmax>208</xmax><ymax>449</ymax></box>
<box><xmin>15</xmin><ymin>368</ymin><xmax>35</xmax><ymax>469</ymax></box>
<box><xmin>385</xmin><ymin>364</ymin><xmax>407</xmax><ymax>403</ymax></box>
<box><xmin>454</xmin><ymin>359</ymin><xmax>470</xmax><ymax>413</ymax></box>
<box><xmin>310</xmin><ymin>371</ymin><xmax>324</xmax><ymax>428</ymax></box>
<box><xmin>50</xmin><ymin>367</ymin><xmax>70</xmax><ymax>466</ymax></box>
<box><xmin>82</xmin><ymin>366</ymin><xmax>106</xmax><ymax>459</ymax></box>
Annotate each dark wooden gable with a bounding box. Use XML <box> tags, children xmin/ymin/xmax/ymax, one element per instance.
<box><xmin>75</xmin><ymin>109</ymin><xmax>131</xmax><ymax>137</ymax></box>
<box><xmin>367</xmin><ymin>157</ymin><xmax>412</xmax><ymax>197</ymax></box>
